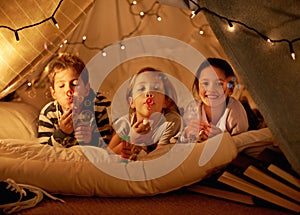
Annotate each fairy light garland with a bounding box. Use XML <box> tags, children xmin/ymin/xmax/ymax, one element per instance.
<box><xmin>1</xmin><ymin>0</ymin><xmax>298</xmax><ymax>60</ymax></box>
<box><xmin>0</xmin><ymin>0</ymin><xmax>63</xmax><ymax>42</ymax></box>
<box><xmin>188</xmin><ymin>0</ymin><xmax>299</xmax><ymax>60</ymax></box>
<box><xmin>58</xmin><ymin>0</ymin><xmax>162</xmax><ymax>55</ymax></box>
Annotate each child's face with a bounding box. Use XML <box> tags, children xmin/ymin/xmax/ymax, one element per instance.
<box><xmin>50</xmin><ymin>68</ymin><xmax>89</xmax><ymax>111</ymax></box>
<box><xmin>198</xmin><ymin>66</ymin><xmax>231</xmax><ymax>107</ymax></box>
<box><xmin>130</xmin><ymin>72</ymin><xmax>166</xmax><ymax>120</ymax></box>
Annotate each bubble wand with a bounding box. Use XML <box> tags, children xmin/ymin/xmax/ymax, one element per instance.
<box><xmin>143</xmin><ymin>97</ymin><xmax>154</xmax><ymax>125</ymax></box>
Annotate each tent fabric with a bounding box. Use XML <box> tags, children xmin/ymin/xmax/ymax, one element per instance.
<box><xmin>0</xmin><ymin>0</ymin><xmax>299</xmax><ymax>174</ymax></box>
<box><xmin>0</xmin><ymin>0</ymin><xmax>94</xmax><ymax>99</ymax></box>
<box><xmin>200</xmin><ymin>0</ymin><xmax>300</xmax><ymax>173</ymax></box>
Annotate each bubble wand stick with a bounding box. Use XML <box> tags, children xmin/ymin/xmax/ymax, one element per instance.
<box><xmin>143</xmin><ymin>97</ymin><xmax>154</xmax><ymax>125</ymax></box>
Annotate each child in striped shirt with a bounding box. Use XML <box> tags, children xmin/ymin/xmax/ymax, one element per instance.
<box><xmin>38</xmin><ymin>53</ymin><xmax>112</xmax><ymax>148</ymax></box>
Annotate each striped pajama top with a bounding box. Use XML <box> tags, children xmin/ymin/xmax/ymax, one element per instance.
<box><xmin>38</xmin><ymin>90</ymin><xmax>112</xmax><ymax>148</ymax></box>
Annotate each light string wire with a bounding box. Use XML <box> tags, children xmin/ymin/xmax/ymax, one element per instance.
<box><xmin>0</xmin><ymin>0</ymin><xmax>63</xmax><ymax>41</ymax></box>
<box><xmin>189</xmin><ymin>0</ymin><xmax>299</xmax><ymax>60</ymax></box>
<box><xmin>1</xmin><ymin>0</ymin><xmax>298</xmax><ymax>60</ymax></box>
<box><xmin>61</xmin><ymin>0</ymin><xmax>160</xmax><ymax>55</ymax></box>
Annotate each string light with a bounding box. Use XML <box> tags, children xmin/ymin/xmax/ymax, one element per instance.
<box><xmin>14</xmin><ymin>31</ymin><xmax>20</xmax><ymax>42</ymax></box>
<box><xmin>82</xmin><ymin>35</ymin><xmax>87</xmax><ymax>43</ymax></box>
<box><xmin>51</xmin><ymin>17</ymin><xmax>59</xmax><ymax>29</ymax></box>
<box><xmin>188</xmin><ymin>0</ymin><xmax>299</xmax><ymax>61</ymax></box>
<box><xmin>0</xmin><ymin>0</ymin><xmax>63</xmax><ymax>42</ymax></box>
<box><xmin>227</xmin><ymin>21</ymin><xmax>235</xmax><ymax>32</ymax></box>
<box><xmin>48</xmin><ymin>0</ymin><xmax>300</xmax><ymax>60</ymax></box>
<box><xmin>289</xmin><ymin>43</ymin><xmax>296</xmax><ymax>60</ymax></box>
<box><xmin>101</xmin><ymin>50</ymin><xmax>107</xmax><ymax>57</ymax></box>
<box><xmin>120</xmin><ymin>43</ymin><xmax>126</xmax><ymax>50</ymax></box>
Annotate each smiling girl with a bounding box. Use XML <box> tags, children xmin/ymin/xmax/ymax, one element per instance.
<box><xmin>182</xmin><ymin>58</ymin><xmax>248</xmax><ymax>142</ymax></box>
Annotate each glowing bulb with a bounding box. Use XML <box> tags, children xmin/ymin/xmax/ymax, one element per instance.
<box><xmin>82</xmin><ymin>35</ymin><xmax>87</xmax><ymax>41</ymax></box>
<box><xmin>157</xmin><ymin>16</ymin><xmax>162</xmax><ymax>22</ymax></box>
<box><xmin>139</xmin><ymin>11</ymin><xmax>145</xmax><ymax>17</ymax></box>
<box><xmin>120</xmin><ymin>44</ymin><xmax>126</xmax><ymax>50</ymax></box>
<box><xmin>289</xmin><ymin>43</ymin><xmax>296</xmax><ymax>60</ymax></box>
<box><xmin>63</xmin><ymin>39</ymin><xmax>68</xmax><ymax>44</ymax></box>
<box><xmin>132</xmin><ymin>0</ymin><xmax>137</xmax><ymax>5</ymax></box>
<box><xmin>227</xmin><ymin>21</ymin><xmax>235</xmax><ymax>32</ymax></box>
<box><xmin>59</xmin><ymin>44</ymin><xmax>63</xmax><ymax>48</ymax></box>
<box><xmin>199</xmin><ymin>29</ymin><xmax>204</xmax><ymax>35</ymax></box>
<box><xmin>291</xmin><ymin>52</ymin><xmax>296</xmax><ymax>60</ymax></box>
<box><xmin>102</xmin><ymin>51</ymin><xmax>107</xmax><ymax>57</ymax></box>
<box><xmin>190</xmin><ymin>11</ymin><xmax>196</xmax><ymax>19</ymax></box>
<box><xmin>52</xmin><ymin>17</ymin><xmax>59</xmax><ymax>29</ymax></box>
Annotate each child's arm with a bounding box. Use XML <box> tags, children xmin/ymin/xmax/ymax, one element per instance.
<box><xmin>108</xmin><ymin>132</ymin><xmax>122</xmax><ymax>154</ymax></box>
<box><xmin>157</xmin><ymin>111</ymin><xmax>182</xmax><ymax>147</ymax></box>
<box><xmin>227</xmin><ymin>99</ymin><xmax>249</xmax><ymax>135</ymax></box>
<box><xmin>38</xmin><ymin>104</ymin><xmax>76</xmax><ymax>147</ymax></box>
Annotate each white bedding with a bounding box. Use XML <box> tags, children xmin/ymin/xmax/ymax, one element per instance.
<box><xmin>0</xmin><ymin>132</ymin><xmax>237</xmax><ymax>197</ymax></box>
<box><xmin>0</xmin><ymin>101</ymin><xmax>274</xmax><ymax>197</ymax></box>
<box><xmin>0</xmin><ymin>128</ymin><xmax>274</xmax><ymax>197</ymax></box>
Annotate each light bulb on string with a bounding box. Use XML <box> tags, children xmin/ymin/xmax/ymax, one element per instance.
<box><xmin>289</xmin><ymin>43</ymin><xmax>296</xmax><ymax>60</ymax></box>
<box><xmin>101</xmin><ymin>50</ymin><xmax>107</xmax><ymax>57</ymax></box>
<box><xmin>120</xmin><ymin>43</ymin><xmax>126</xmax><ymax>50</ymax></box>
<box><xmin>227</xmin><ymin>20</ymin><xmax>235</xmax><ymax>32</ymax></box>
<box><xmin>266</xmin><ymin>38</ymin><xmax>274</xmax><ymax>46</ymax></box>
<box><xmin>199</xmin><ymin>29</ymin><xmax>204</xmax><ymax>35</ymax></box>
<box><xmin>51</xmin><ymin>17</ymin><xmax>59</xmax><ymax>29</ymax></box>
<box><xmin>82</xmin><ymin>35</ymin><xmax>87</xmax><ymax>43</ymax></box>
<box><xmin>132</xmin><ymin>0</ymin><xmax>137</xmax><ymax>5</ymax></box>
<box><xmin>14</xmin><ymin>31</ymin><xmax>20</xmax><ymax>42</ymax></box>
<box><xmin>190</xmin><ymin>11</ymin><xmax>196</xmax><ymax>19</ymax></box>
<box><xmin>157</xmin><ymin>15</ymin><xmax>162</xmax><ymax>22</ymax></box>
<box><xmin>139</xmin><ymin>11</ymin><xmax>145</xmax><ymax>17</ymax></box>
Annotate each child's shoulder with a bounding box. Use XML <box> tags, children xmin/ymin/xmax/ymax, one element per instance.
<box><xmin>228</xmin><ymin>97</ymin><xmax>246</xmax><ymax>111</ymax></box>
<box><xmin>165</xmin><ymin>110</ymin><xmax>182</xmax><ymax>122</ymax></box>
<box><xmin>94</xmin><ymin>91</ymin><xmax>111</xmax><ymax>107</ymax></box>
<box><xmin>40</xmin><ymin>100</ymin><xmax>57</xmax><ymax>114</ymax></box>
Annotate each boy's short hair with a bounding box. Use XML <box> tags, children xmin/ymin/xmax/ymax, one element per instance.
<box><xmin>45</xmin><ymin>53</ymin><xmax>89</xmax><ymax>87</ymax></box>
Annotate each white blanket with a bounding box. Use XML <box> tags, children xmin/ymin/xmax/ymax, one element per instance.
<box><xmin>0</xmin><ymin>129</ymin><xmax>273</xmax><ymax>197</ymax></box>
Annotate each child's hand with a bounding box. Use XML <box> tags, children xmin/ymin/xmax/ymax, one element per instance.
<box><xmin>121</xmin><ymin>141</ymin><xmax>133</xmax><ymax>159</ymax></box>
<box><xmin>132</xmin><ymin>119</ymin><xmax>151</xmax><ymax>134</ymax></box>
<box><xmin>121</xmin><ymin>141</ymin><xmax>143</xmax><ymax>161</ymax></box>
<box><xmin>74</xmin><ymin>122</ymin><xmax>92</xmax><ymax>144</ymax></box>
<box><xmin>200</xmin><ymin>122</ymin><xmax>222</xmax><ymax>141</ymax></box>
<box><xmin>59</xmin><ymin>108</ymin><xmax>73</xmax><ymax>134</ymax></box>
<box><xmin>183</xmin><ymin>119</ymin><xmax>200</xmax><ymax>140</ymax></box>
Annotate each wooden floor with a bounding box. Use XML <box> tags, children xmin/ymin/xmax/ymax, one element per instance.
<box><xmin>18</xmin><ymin>188</ymin><xmax>295</xmax><ymax>215</ymax></box>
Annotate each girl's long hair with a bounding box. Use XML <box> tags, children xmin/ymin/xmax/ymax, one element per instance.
<box><xmin>126</xmin><ymin>67</ymin><xmax>180</xmax><ymax>120</ymax></box>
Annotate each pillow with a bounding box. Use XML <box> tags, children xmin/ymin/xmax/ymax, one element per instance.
<box><xmin>0</xmin><ymin>102</ymin><xmax>39</xmax><ymax>140</ymax></box>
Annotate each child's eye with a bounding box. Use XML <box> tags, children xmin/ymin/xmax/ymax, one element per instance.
<box><xmin>137</xmin><ymin>86</ymin><xmax>146</xmax><ymax>92</ymax></box>
<box><xmin>58</xmin><ymin>84</ymin><xmax>64</xmax><ymax>88</ymax></box>
<box><xmin>200</xmin><ymin>81</ymin><xmax>209</xmax><ymax>87</ymax></box>
<box><xmin>72</xmin><ymin>80</ymin><xmax>78</xmax><ymax>86</ymax></box>
<box><xmin>216</xmin><ymin>81</ymin><xmax>224</xmax><ymax>87</ymax></box>
<box><xmin>153</xmin><ymin>84</ymin><xmax>163</xmax><ymax>91</ymax></box>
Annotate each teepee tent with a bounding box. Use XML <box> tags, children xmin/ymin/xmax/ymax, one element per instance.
<box><xmin>0</xmin><ymin>0</ymin><xmax>299</xmax><ymax>176</ymax></box>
